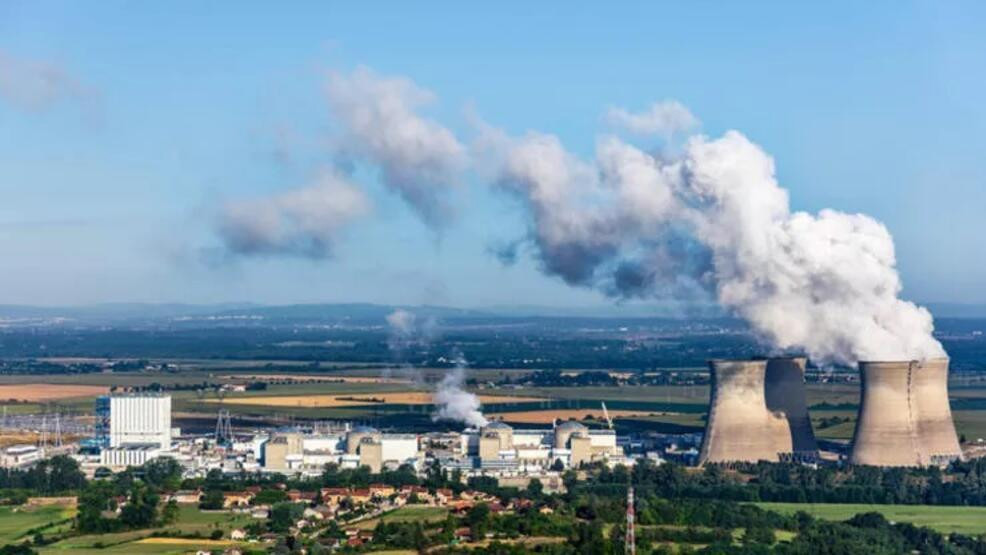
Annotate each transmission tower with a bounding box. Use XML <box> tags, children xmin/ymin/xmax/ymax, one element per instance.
<box><xmin>53</xmin><ymin>412</ymin><xmax>63</xmax><ymax>448</ymax></box>
<box><xmin>215</xmin><ymin>410</ymin><xmax>233</xmax><ymax>445</ymax></box>
<box><xmin>39</xmin><ymin>414</ymin><xmax>49</xmax><ymax>451</ymax></box>
<box><xmin>625</xmin><ymin>483</ymin><xmax>636</xmax><ymax>555</ymax></box>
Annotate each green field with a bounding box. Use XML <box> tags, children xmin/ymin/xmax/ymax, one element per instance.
<box><xmin>38</xmin><ymin>506</ymin><xmax>254</xmax><ymax>554</ymax></box>
<box><xmin>0</xmin><ymin>505</ymin><xmax>75</xmax><ymax>545</ymax></box>
<box><xmin>754</xmin><ymin>502</ymin><xmax>986</xmax><ymax>535</ymax></box>
<box><xmin>355</xmin><ymin>505</ymin><xmax>449</xmax><ymax>530</ymax></box>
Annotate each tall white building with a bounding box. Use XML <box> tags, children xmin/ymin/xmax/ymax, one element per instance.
<box><xmin>109</xmin><ymin>394</ymin><xmax>172</xmax><ymax>449</ymax></box>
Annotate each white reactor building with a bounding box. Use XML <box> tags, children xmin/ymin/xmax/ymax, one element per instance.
<box><xmin>109</xmin><ymin>394</ymin><xmax>172</xmax><ymax>449</ymax></box>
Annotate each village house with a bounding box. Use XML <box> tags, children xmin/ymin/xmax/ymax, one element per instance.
<box><xmin>168</xmin><ymin>490</ymin><xmax>202</xmax><ymax>504</ymax></box>
<box><xmin>222</xmin><ymin>491</ymin><xmax>255</xmax><ymax>508</ymax></box>
<box><xmin>368</xmin><ymin>483</ymin><xmax>395</xmax><ymax>498</ymax></box>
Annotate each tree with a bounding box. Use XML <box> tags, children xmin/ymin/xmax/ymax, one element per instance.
<box><xmin>269</xmin><ymin>502</ymin><xmax>304</xmax><ymax>533</ymax></box>
<box><xmin>160</xmin><ymin>499</ymin><xmax>179</xmax><ymax>525</ymax></box>
<box><xmin>199</xmin><ymin>489</ymin><xmax>225</xmax><ymax>510</ymax></box>
<box><xmin>526</xmin><ymin>478</ymin><xmax>544</xmax><ymax>498</ymax></box>
<box><xmin>743</xmin><ymin>525</ymin><xmax>776</xmax><ymax>545</ymax></box>
<box><xmin>119</xmin><ymin>484</ymin><xmax>159</xmax><ymax>529</ymax></box>
<box><xmin>467</xmin><ymin>503</ymin><xmax>491</xmax><ymax>540</ymax></box>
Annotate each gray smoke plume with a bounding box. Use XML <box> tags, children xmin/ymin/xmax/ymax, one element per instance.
<box><xmin>432</xmin><ymin>358</ymin><xmax>488</xmax><ymax>428</ymax></box>
<box><xmin>487</xmin><ymin>108</ymin><xmax>944</xmax><ymax>366</ymax></box>
<box><xmin>217</xmin><ymin>172</ymin><xmax>370</xmax><ymax>258</ymax></box>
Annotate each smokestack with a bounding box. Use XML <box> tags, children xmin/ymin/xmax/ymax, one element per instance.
<box><xmin>849</xmin><ymin>359</ymin><xmax>962</xmax><ymax>467</ymax></box>
<box><xmin>765</xmin><ymin>357</ymin><xmax>819</xmax><ymax>459</ymax></box>
<box><xmin>698</xmin><ymin>359</ymin><xmax>790</xmax><ymax>464</ymax></box>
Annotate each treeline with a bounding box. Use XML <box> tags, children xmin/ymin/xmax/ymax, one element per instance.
<box><xmin>0</xmin><ymin>456</ymin><xmax>85</xmax><ymax>501</ymax></box>
<box><xmin>581</xmin><ymin>459</ymin><xmax>986</xmax><ymax>507</ymax></box>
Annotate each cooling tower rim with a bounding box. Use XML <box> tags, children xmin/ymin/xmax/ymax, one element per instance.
<box><xmin>707</xmin><ymin>357</ymin><xmax>769</xmax><ymax>363</ymax></box>
<box><xmin>766</xmin><ymin>355</ymin><xmax>808</xmax><ymax>362</ymax></box>
<box><xmin>857</xmin><ymin>357</ymin><xmax>950</xmax><ymax>365</ymax></box>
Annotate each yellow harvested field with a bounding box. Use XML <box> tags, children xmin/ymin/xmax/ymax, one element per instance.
<box><xmin>488</xmin><ymin>409</ymin><xmax>654</xmax><ymax>424</ymax></box>
<box><xmin>217</xmin><ymin>392</ymin><xmax>546</xmax><ymax>407</ymax></box>
<box><xmin>136</xmin><ymin>538</ymin><xmax>241</xmax><ymax>546</ymax></box>
<box><xmin>0</xmin><ymin>384</ymin><xmax>108</xmax><ymax>402</ymax></box>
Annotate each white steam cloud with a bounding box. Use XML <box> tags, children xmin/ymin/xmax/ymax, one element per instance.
<box><xmin>218</xmin><ymin>172</ymin><xmax>370</xmax><ymax>258</ymax></box>
<box><xmin>326</xmin><ymin>66</ymin><xmax>466</xmax><ymax>229</ymax></box>
<box><xmin>210</xmin><ymin>64</ymin><xmax>942</xmax><ymax>366</ymax></box>
<box><xmin>490</xmin><ymin>110</ymin><xmax>944</xmax><ymax>365</ymax></box>
<box><xmin>386</xmin><ymin>308</ymin><xmax>417</xmax><ymax>336</ymax></box>
<box><xmin>215</xmin><ymin>68</ymin><xmax>465</xmax><ymax>259</ymax></box>
<box><xmin>385</xmin><ymin>310</ymin><xmax>486</xmax><ymax>426</ymax></box>
<box><xmin>432</xmin><ymin>361</ymin><xmax>488</xmax><ymax>428</ymax></box>
<box><xmin>605</xmin><ymin>100</ymin><xmax>699</xmax><ymax>140</ymax></box>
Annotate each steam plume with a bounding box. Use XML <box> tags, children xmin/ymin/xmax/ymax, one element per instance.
<box><xmin>325</xmin><ymin>66</ymin><xmax>466</xmax><ymax>229</ymax></box>
<box><xmin>489</xmin><ymin>109</ymin><xmax>944</xmax><ymax>365</ymax></box>
<box><xmin>605</xmin><ymin>100</ymin><xmax>699</xmax><ymax>140</ymax></box>
<box><xmin>432</xmin><ymin>359</ymin><xmax>488</xmax><ymax>428</ymax></box>
<box><xmin>218</xmin><ymin>172</ymin><xmax>369</xmax><ymax>258</ymax></box>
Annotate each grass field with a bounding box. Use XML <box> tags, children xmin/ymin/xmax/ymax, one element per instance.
<box><xmin>0</xmin><ymin>505</ymin><xmax>75</xmax><ymax>545</ymax></box>
<box><xmin>40</xmin><ymin>506</ymin><xmax>254</xmax><ymax>554</ymax></box>
<box><xmin>354</xmin><ymin>505</ymin><xmax>449</xmax><ymax>530</ymax></box>
<box><xmin>754</xmin><ymin>502</ymin><xmax>986</xmax><ymax>535</ymax></box>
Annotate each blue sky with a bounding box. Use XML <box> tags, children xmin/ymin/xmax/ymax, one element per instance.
<box><xmin>1</xmin><ymin>2</ymin><xmax>983</xmax><ymax>308</ymax></box>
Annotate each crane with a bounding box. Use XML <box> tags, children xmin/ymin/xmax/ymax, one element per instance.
<box><xmin>601</xmin><ymin>402</ymin><xmax>613</xmax><ymax>429</ymax></box>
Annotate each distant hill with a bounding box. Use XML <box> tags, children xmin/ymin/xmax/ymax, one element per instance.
<box><xmin>926</xmin><ymin>303</ymin><xmax>986</xmax><ymax>318</ymax></box>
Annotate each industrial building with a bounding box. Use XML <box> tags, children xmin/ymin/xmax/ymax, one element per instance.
<box><xmin>463</xmin><ymin>419</ymin><xmax>625</xmax><ymax>471</ymax></box>
<box><xmin>108</xmin><ymin>394</ymin><xmax>172</xmax><ymax>449</ymax></box>
<box><xmin>262</xmin><ymin>426</ymin><xmax>421</xmax><ymax>474</ymax></box>
<box><xmin>99</xmin><ymin>394</ymin><xmax>174</xmax><ymax>467</ymax></box>
<box><xmin>850</xmin><ymin>358</ymin><xmax>963</xmax><ymax>467</ymax></box>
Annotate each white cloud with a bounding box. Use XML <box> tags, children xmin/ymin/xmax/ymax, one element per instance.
<box><xmin>217</xmin><ymin>172</ymin><xmax>371</xmax><ymax>258</ymax></box>
<box><xmin>325</xmin><ymin>66</ymin><xmax>466</xmax><ymax>229</ymax></box>
<box><xmin>605</xmin><ymin>100</ymin><xmax>699</xmax><ymax>138</ymax></box>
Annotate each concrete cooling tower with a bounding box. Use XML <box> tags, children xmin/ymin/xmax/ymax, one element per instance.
<box><xmin>850</xmin><ymin>359</ymin><xmax>962</xmax><ymax>467</ymax></box>
<box><xmin>698</xmin><ymin>359</ymin><xmax>794</xmax><ymax>464</ymax></box>
<box><xmin>764</xmin><ymin>357</ymin><xmax>820</xmax><ymax>458</ymax></box>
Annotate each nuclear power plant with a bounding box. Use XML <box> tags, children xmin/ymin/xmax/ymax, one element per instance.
<box><xmin>849</xmin><ymin>358</ymin><xmax>963</xmax><ymax>467</ymax></box>
<box><xmin>698</xmin><ymin>356</ymin><xmax>962</xmax><ymax>468</ymax></box>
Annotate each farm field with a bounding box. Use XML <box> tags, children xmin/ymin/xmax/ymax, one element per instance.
<box><xmin>40</xmin><ymin>506</ymin><xmax>255</xmax><ymax>554</ymax></box>
<box><xmin>0</xmin><ymin>505</ymin><xmax>75</xmax><ymax>545</ymax></box>
<box><xmin>754</xmin><ymin>502</ymin><xmax>986</xmax><ymax>535</ymax></box>
<box><xmin>487</xmin><ymin>408</ymin><xmax>654</xmax><ymax>424</ymax></box>
<box><xmin>0</xmin><ymin>384</ymin><xmax>109</xmax><ymax>402</ymax></box>
<box><xmin>354</xmin><ymin>505</ymin><xmax>449</xmax><ymax>530</ymax></box>
<box><xmin>211</xmin><ymin>392</ymin><xmax>547</xmax><ymax>408</ymax></box>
